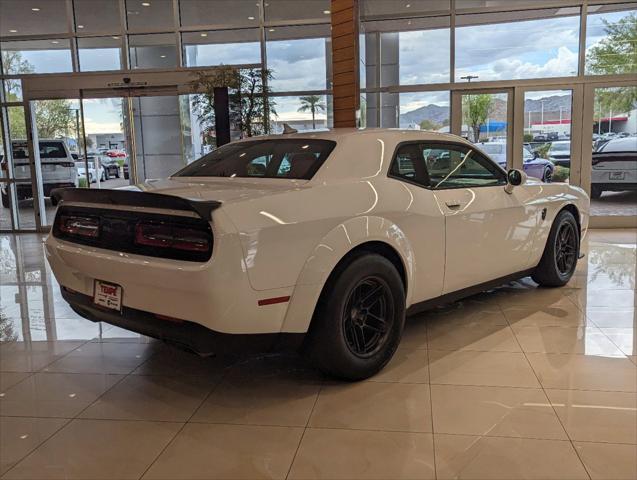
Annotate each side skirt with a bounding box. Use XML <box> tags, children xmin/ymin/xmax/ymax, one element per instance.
<box><xmin>406</xmin><ymin>268</ymin><xmax>536</xmax><ymax>316</ymax></box>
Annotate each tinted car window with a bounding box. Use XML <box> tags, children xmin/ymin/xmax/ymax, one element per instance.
<box><xmin>174</xmin><ymin>139</ymin><xmax>336</xmax><ymax>180</ymax></box>
<box><xmin>11</xmin><ymin>141</ymin><xmax>68</xmax><ymax>159</ymax></box>
<box><xmin>390</xmin><ymin>142</ymin><xmax>507</xmax><ymax>189</ymax></box>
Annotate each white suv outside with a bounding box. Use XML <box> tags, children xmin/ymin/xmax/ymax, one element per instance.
<box><xmin>1</xmin><ymin>139</ymin><xmax>79</xmax><ymax>207</ymax></box>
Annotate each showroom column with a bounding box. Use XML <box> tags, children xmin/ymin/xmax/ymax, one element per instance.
<box><xmin>331</xmin><ymin>0</ymin><xmax>360</xmax><ymax>128</ymax></box>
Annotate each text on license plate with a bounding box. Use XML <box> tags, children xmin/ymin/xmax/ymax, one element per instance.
<box><xmin>609</xmin><ymin>171</ymin><xmax>625</xmax><ymax>180</ymax></box>
<box><xmin>93</xmin><ymin>280</ymin><xmax>123</xmax><ymax>311</ymax></box>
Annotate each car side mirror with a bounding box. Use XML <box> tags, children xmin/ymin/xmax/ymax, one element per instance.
<box><xmin>505</xmin><ymin>169</ymin><xmax>527</xmax><ymax>194</ymax></box>
<box><xmin>533</xmin><ymin>151</ymin><xmax>539</xmax><ymax>159</ymax></box>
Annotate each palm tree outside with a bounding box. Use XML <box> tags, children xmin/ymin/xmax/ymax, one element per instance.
<box><xmin>297</xmin><ymin>95</ymin><xmax>326</xmax><ymax>129</ymax></box>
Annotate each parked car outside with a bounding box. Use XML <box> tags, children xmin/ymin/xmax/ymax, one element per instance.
<box><xmin>548</xmin><ymin>141</ymin><xmax>571</xmax><ymax>168</ymax></box>
<box><xmin>99</xmin><ymin>155</ymin><xmax>121</xmax><ymax>179</ymax></box>
<box><xmin>476</xmin><ymin>142</ymin><xmax>554</xmax><ymax>182</ymax></box>
<box><xmin>106</xmin><ymin>149</ymin><xmax>127</xmax><ymax>158</ymax></box>
<box><xmin>1</xmin><ymin>139</ymin><xmax>78</xmax><ymax>207</ymax></box>
<box><xmin>591</xmin><ymin>136</ymin><xmax>637</xmax><ymax>199</ymax></box>
<box><xmin>76</xmin><ymin>161</ymin><xmax>105</xmax><ymax>183</ymax></box>
<box><xmin>47</xmin><ymin>129</ymin><xmax>589</xmax><ymax>380</ymax></box>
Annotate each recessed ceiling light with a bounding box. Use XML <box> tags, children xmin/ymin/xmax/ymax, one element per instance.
<box><xmin>160</xmin><ymin>54</ymin><xmax>166</xmax><ymax>58</ymax></box>
<box><xmin>268</xmin><ymin>28</ymin><xmax>275</xmax><ymax>32</ymax></box>
<box><xmin>112</xmin><ymin>35</ymin><xmax>120</xmax><ymax>39</ymax></box>
<box><xmin>77</xmin><ymin>24</ymin><xmax>84</xmax><ymax>28</ymax></box>
<box><xmin>31</xmin><ymin>7</ymin><xmax>40</xmax><ymax>11</ymax></box>
<box><xmin>51</xmin><ymin>40</ymin><xmax>59</xmax><ymax>44</ymax></box>
<box><xmin>141</xmin><ymin>2</ymin><xmax>150</xmax><ymax>6</ymax></box>
<box><xmin>200</xmin><ymin>32</ymin><xmax>208</xmax><ymax>37</ymax></box>
<box><xmin>248</xmin><ymin>16</ymin><xmax>255</xmax><ymax>20</ymax></box>
<box><xmin>323</xmin><ymin>9</ymin><xmax>330</xmax><ymax>14</ymax></box>
<box><xmin>406</xmin><ymin>3</ymin><xmax>411</xmax><ymax>7</ymax></box>
<box><xmin>9</xmin><ymin>29</ymin><xmax>17</xmax><ymax>33</ymax></box>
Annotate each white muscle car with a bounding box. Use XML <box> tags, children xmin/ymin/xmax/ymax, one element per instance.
<box><xmin>46</xmin><ymin>129</ymin><xmax>589</xmax><ymax>380</ymax></box>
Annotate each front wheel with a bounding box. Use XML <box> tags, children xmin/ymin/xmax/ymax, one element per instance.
<box><xmin>303</xmin><ymin>253</ymin><xmax>405</xmax><ymax>380</ymax></box>
<box><xmin>532</xmin><ymin>210</ymin><xmax>579</xmax><ymax>287</ymax></box>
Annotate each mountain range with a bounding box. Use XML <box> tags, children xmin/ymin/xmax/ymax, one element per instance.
<box><xmin>399</xmin><ymin>94</ymin><xmax>572</xmax><ymax>128</ymax></box>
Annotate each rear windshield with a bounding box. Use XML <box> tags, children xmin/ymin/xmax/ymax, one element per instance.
<box><xmin>597</xmin><ymin>137</ymin><xmax>636</xmax><ymax>153</ymax></box>
<box><xmin>550</xmin><ymin>143</ymin><xmax>570</xmax><ymax>152</ymax></box>
<box><xmin>12</xmin><ymin>141</ymin><xmax>67</xmax><ymax>159</ymax></box>
<box><xmin>173</xmin><ymin>139</ymin><xmax>336</xmax><ymax>180</ymax></box>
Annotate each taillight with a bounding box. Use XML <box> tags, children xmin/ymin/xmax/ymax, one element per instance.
<box><xmin>134</xmin><ymin>222</ymin><xmax>210</xmax><ymax>252</ymax></box>
<box><xmin>58</xmin><ymin>215</ymin><xmax>100</xmax><ymax>238</ymax></box>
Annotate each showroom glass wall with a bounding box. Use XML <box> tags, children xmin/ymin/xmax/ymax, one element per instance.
<box><xmin>360</xmin><ymin>0</ymin><xmax>636</xmax><ymax>227</ymax></box>
<box><xmin>1</xmin><ymin>0</ymin><xmax>635</xmax><ymax>231</ymax></box>
<box><xmin>0</xmin><ymin>0</ymin><xmax>334</xmax><ymax>231</ymax></box>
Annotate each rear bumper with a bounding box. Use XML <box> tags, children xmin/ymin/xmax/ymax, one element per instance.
<box><xmin>45</xmin><ymin>220</ymin><xmax>295</xmax><ymax>334</ymax></box>
<box><xmin>62</xmin><ymin>287</ymin><xmax>303</xmax><ymax>355</ymax></box>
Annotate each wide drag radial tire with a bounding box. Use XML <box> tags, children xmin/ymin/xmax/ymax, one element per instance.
<box><xmin>532</xmin><ymin>209</ymin><xmax>580</xmax><ymax>287</ymax></box>
<box><xmin>303</xmin><ymin>253</ymin><xmax>405</xmax><ymax>380</ymax></box>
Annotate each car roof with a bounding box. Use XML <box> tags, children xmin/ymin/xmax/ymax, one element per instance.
<box><xmin>234</xmin><ymin>128</ymin><xmax>473</xmax><ymax>145</ymax></box>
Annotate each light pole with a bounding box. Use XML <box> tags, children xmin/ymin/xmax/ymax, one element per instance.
<box><xmin>460</xmin><ymin>75</ymin><xmax>479</xmax><ymax>83</ymax></box>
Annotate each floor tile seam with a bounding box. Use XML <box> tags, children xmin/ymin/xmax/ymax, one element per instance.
<box><xmin>137</xmin><ymin>361</ymin><xmax>232</xmax><ymax>480</ymax></box>
<box><xmin>498</xmin><ymin>302</ymin><xmax>593</xmax><ymax>480</ymax></box>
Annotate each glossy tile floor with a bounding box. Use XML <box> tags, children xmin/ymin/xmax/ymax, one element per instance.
<box><xmin>0</xmin><ymin>230</ymin><xmax>636</xmax><ymax>480</ymax></box>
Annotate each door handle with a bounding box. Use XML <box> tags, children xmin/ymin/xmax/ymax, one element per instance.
<box><xmin>445</xmin><ymin>201</ymin><xmax>462</xmax><ymax>209</ymax></box>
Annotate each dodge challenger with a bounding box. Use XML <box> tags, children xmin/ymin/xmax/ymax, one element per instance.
<box><xmin>46</xmin><ymin>129</ymin><xmax>589</xmax><ymax>379</ymax></box>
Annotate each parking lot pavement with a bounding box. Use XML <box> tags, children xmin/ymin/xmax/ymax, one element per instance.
<box><xmin>591</xmin><ymin>191</ymin><xmax>637</xmax><ymax>216</ymax></box>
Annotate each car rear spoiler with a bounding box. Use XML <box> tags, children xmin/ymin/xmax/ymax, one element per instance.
<box><xmin>50</xmin><ymin>187</ymin><xmax>222</xmax><ymax>221</ymax></box>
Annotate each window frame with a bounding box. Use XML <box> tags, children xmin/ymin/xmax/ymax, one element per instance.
<box><xmin>387</xmin><ymin>140</ymin><xmax>508</xmax><ymax>190</ymax></box>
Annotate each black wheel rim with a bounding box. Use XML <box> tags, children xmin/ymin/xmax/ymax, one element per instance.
<box><xmin>544</xmin><ymin>169</ymin><xmax>552</xmax><ymax>183</ymax></box>
<box><xmin>555</xmin><ymin>222</ymin><xmax>577</xmax><ymax>275</ymax></box>
<box><xmin>342</xmin><ymin>277</ymin><xmax>393</xmax><ymax>358</ymax></box>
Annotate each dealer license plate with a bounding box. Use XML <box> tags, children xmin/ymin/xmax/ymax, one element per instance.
<box><xmin>93</xmin><ymin>280</ymin><xmax>123</xmax><ymax>311</ymax></box>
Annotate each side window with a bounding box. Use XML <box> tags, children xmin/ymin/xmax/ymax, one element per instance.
<box><xmin>428</xmin><ymin>144</ymin><xmax>506</xmax><ymax>189</ymax></box>
<box><xmin>523</xmin><ymin>147</ymin><xmax>534</xmax><ymax>161</ymax></box>
<box><xmin>390</xmin><ymin>142</ymin><xmax>506</xmax><ymax>189</ymax></box>
<box><xmin>246</xmin><ymin>154</ymin><xmax>272</xmax><ymax>176</ymax></box>
<box><xmin>389</xmin><ymin>144</ymin><xmax>429</xmax><ymax>186</ymax></box>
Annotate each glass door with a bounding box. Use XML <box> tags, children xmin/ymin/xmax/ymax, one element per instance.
<box><xmin>79</xmin><ymin>89</ymin><xmax>207</xmax><ymax>186</ymax></box>
<box><xmin>451</xmin><ymin>89</ymin><xmax>513</xmax><ymax>171</ymax></box>
<box><xmin>519</xmin><ymin>88</ymin><xmax>576</xmax><ymax>184</ymax></box>
<box><xmin>584</xmin><ymin>83</ymin><xmax>637</xmax><ymax>226</ymax></box>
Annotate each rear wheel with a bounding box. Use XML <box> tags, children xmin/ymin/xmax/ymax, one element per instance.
<box><xmin>304</xmin><ymin>253</ymin><xmax>405</xmax><ymax>380</ymax></box>
<box><xmin>532</xmin><ymin>210</ymin><xmax>579</xmax><ymax>287</ymax></box>
<box><xmin>542</xmin><ymin>167</ymin><xmax>552</xmax><ymax>183</ymax></box>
